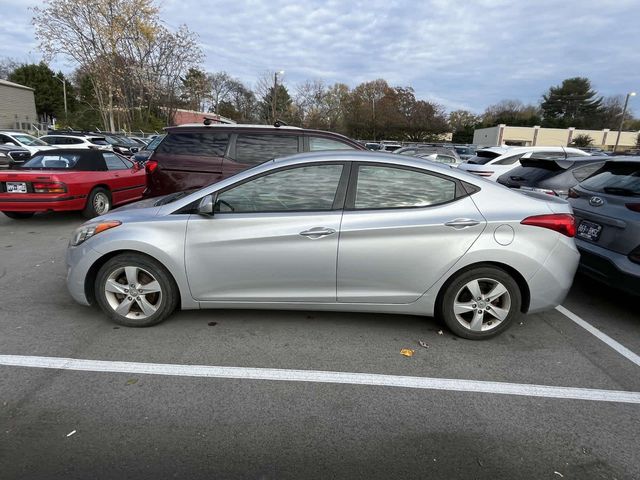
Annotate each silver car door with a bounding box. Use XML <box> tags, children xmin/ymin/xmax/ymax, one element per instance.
<box><xmin>185</xmin><ymin>163</ymin><xmax>348</xmax><ymax>302</ymax></box>
<box><xmin>337</xmin><ymin>163</ymin><xmax>486</xmax><ymax>303</ymax></box>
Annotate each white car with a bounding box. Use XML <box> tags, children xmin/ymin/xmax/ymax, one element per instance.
<box><xmin>0</xmin><ymin>131</ymin><xmax>57</xmax><ymax>155</ymax></box>
<box><xmin>458</xmin><ymin>146</ymin><xmax>590</xmax><ymax>181</ymax></box>
<box><xmin>40</xmin><ymin>134</ymin><xmax>113</xmax><ymax>151</ymax></box>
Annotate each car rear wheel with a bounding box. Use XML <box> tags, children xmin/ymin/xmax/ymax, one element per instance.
<box><xmin>95</xmin><ymin>253</ymin><xmax>179</xmax><ymax>327</ymax></box>
<box><xmin>3</xmin><ymin>211</ymin><xmax>35</xmax><ymax>219</ymax></box>
<box><xmin>83</xmin><ymin>187</ymin><xmax>111</xmax><ymax>218</ymax></box>
<box><xmin>438</xmin><ymin>267</ymin><xmax>521</xmax><ymax>340</ymax></box>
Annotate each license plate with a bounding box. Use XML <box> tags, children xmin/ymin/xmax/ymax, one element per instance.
<box><xmin>577</xmin><ymin>220</ymin><xmax>602</xmax><ymax>241</ymax></box>
<box><xmin>6</xmin><ymin>182</ymin><xmax>27</xmax><ymax>193</ymax></box>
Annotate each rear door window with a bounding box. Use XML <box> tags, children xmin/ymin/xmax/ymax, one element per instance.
<box><xmin>103</xmin><ymin>152</ymin><xmax>129</xmax><ymax>170</ymax></box>
<box><xmin>493</xmin><ymin>153</ymin><xmax>525</xmax><ymax>165</ymax></box>
<box><xmin>353</xmin><ymin>165</ymin><xmax>457</xmax><ymax>209</ymax></box>
<box><xmin>308</xmin><ymin>136</ymin><xmax>357</xmax><ymax>151</ymax></box>
<box><xmin>580</xmin><ymin>162</ymin><xmax>640</xmax><ymax>196</ymax></box>
<box><xmin>157</xmin><ymin>133</ymin><xmax>229</xmax><ymax>157</ymax></box>
<box><xmin>235</xmin><ymin>134</ymin><xmax>300</xmax><ymax>165</ymax></box>
<box><xmin>466</xmin><ymin>150</ymin><xmax>502</xmax><ymax>165</ymax></box>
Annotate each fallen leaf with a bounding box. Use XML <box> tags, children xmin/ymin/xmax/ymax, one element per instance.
<box><xmin>437</xmin><ymin>330</ymin><xmax>443</xmax><ymax>335</ymax></box>
<box><xmin>208</xmin><ymin>321</ymin><xmax>217</xmax><ymax>326</ymax></box>
<box><xmin>66</xmin><ymin>430</ymin><xmax>76</xmax><ymax>437</ymax></box>
<box><xmin>418</xmin><ymin>340</ymin><xmax>429</xmax><ymax>349</ymax></box>
<box><xmin>126</xmin><ymin>378</ymin><xmax>138</xmax><ymax>385</ymax></box>
<box><xmin>400</xmin><ymin>348</ymin><xmax>415</xmax><ymax>357</ymax></box>
<box><xmin>554</xmin><ymin>472</ymin><xmax>564</xmax><ymax>478</ymax></box>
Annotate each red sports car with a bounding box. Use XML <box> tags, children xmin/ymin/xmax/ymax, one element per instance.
<box><xmin>0</xmin><ymin>149</ymin><xmax>147</xmax><ymax>219</ymax></box>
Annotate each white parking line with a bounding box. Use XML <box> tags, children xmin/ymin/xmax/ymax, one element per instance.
<box><xmin>1</xmin><ymin>354</ymin><xmax>640</xmax><ymax>405</ymax></box>
<box><xmin>556</xmin><ymin>305</ymin><xmax>640</xmax><ymax>368</ymax></box>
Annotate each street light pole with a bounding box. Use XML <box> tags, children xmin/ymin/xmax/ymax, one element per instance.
<box><xmin>272</xmin><ymin>70</ymin><xmax>284</xmax><ymax>124</ymax></box>
<box><xmin>614</xmin><ymin>91</ymin><xmax>636</xmax><ymax>153</ymax></box>
<box><xmin>54</xmin><ymin>75</ymin><xmax>68</xmax><ymax>127</ymax></box>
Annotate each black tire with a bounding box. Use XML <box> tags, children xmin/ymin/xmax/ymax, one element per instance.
<box><xmin>438</xmin><ymin>266</ymin><xmax>522</xmax><ymax>340</ymax></box>
<box><xmin>94</xmin><ymin>253</ymin><xmax>179</xmax><ymax>327</ymax></box>
<box><xmin>3</xmin><ymin>211</ymin><xmax>35</xmax><ymax>219</ymax></box>
<box><xmin>83</xmin><ymin>187</ymin><xmax>111</xmax><ymax>218</ymax></box>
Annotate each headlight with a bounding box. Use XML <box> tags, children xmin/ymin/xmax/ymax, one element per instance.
<box><xmin>71</xmin><ymin>220</ymin><xmax>121</xmax><ymax>246</ymax></box>
<box><xmin>0</xmin><ymin>152</ymin><xmax>6</xmax><ymax>158</ymax></box>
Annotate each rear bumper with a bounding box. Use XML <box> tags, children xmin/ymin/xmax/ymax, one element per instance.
<box><xmin>527</xmin><ymin>237</ymin><xmax>580</xmax><ymax>313</ymax></box>
<box><xmin>575</xmin><ymin>239</ymin><xmax>640</xmax><ymax>296</ymax></box>
<box><xmin>0</xmin><ymin>195</ymin><xmax>86</xmax><ymax>212</ymax></box>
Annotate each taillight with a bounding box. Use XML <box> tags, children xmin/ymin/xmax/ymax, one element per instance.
<box><xmin>625</xmin><ymin>203</ymin><xmax>640</xmax><ymax>213</ymax></box>
<box><xmin>521</xmin><ymin>213</ymin><xmax>576</xmax><ymax>237</ymax></box>
<box><xmin>145</xmin><ymin>160</ymin><xmax>158</xmax><ymax>174</ymax></box>
<box><xmin>32</xmin><ymin>182</ymin><xmax>67</xmax><ymax>194</ymax></box>
<box><xmin>629</xmin><ymin>245</ymin><xmax>640</xmax><ymax>265</ymax></box>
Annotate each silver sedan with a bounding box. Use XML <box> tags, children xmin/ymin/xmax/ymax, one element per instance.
<box><xmin>66</xmin><ymin>151</ymin><xmax>580</xmax><ymax>339</ymax></box>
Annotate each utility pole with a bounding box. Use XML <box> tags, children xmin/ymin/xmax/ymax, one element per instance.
<box><xmin>614</xmin><ymin>91</ymin><xmax>636</xmax><ymax>152</ymax></box>
<box><xmin>54</xmin><ymin>75</ymin><xmax>68</xmax><ymax>126</ymax></box>
<box><xmin>272</xmin><ymin>70</ymin><xmax>284</xmax><ymax>124</ymax></box>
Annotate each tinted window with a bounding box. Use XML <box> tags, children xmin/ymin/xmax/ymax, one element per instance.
<box><xmin>41</xmin><ymin>137</ymin><xmax>59</xmax><ymax>144</ymax></box>
<box><xmin>493</xmin><ymin>153</ymin><xmax>524</xmax><ymax>165</ymax></box>
<box><xmin>235</xmin><ymin>134</ymin><xmax>299</xmax><ymax>165</ymax></box>
<box><xmin>216</xmin><ymin>164</ymin><xmax>343</xmax><ymax>212</ymax></box>
<box><xmin>89</xmin><ymin>137</ymin><xmax>109</xmax><ymax>146</ymax></box>
<box><xmin>580</xmin><ymin>162</ymin><xmax>640</xmax><ymax>196</ymax></box>
<box><xmin>355</xmin><ymin>165</ymin><xmax>456</xmax><ymax>209</ymax></box>
<box><xmin>309</xmin><ymin>136</ymin><xmax>356</xmax><ymax>151</ymax></box>
<box><xmin>68</xmin><ymin>137</ymin><xmax>84</xmax><ymax>144</ymax></box>
<box><xmin>104</xmin><ymin>153</ymin><xmax>129</xmax><ymax>170</ymax></box>
<box><xmin>435</xmin><ymin>154</ymin><xmax>457</xmax><ymax>164</ymax></box>
<box><xmin>572</xmin><ymin>163</ymin><xmax>604</xmax><ymax>182</ymax></box>
<box><xmin>157</xmin><ymin>133</ymin><xmax>229</xmax><ymax>157</ymax></box>
<box><xmin>467</xmin><ymin>150</ymin><xmax>503</xmax><ymax>164</ymax></box>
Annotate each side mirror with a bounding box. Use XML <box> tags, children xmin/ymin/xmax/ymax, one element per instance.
<box><xmin>197</xmin><ymin>194</ymin><xmax>215</xmax><ymax>216</ymax></box>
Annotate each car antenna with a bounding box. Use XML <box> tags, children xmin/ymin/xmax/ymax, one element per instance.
<box><xmin>274</xmin><ymin>119</ymin><xmax>288</xmax><ymax>128</ymax></box>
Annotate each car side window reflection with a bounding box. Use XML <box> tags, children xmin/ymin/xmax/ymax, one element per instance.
<box><xmin>354</xmin><ymin>165</ymin><xmax>456</xmax><ymax>209</ymax></box>
<box><xmin>215</xmin><ymin>164</ymin><xmax>343</xmax><ymax>213</ymax></box>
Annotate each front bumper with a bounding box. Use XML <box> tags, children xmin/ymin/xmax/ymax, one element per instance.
<box><xmin>66</xmin><ymin>243</ymin><xmax>104</xmax><ymax>306</ymax></box>
<box><xmin>575</xmin><ymin>239</ymin><xmax>640</xmax><ymax>296</ymax></box>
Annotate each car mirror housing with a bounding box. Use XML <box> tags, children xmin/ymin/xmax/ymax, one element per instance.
<box><xmin>197</xmin><ymin>194</ymin><xmax>215</xmax><ymax>216</ymax></box>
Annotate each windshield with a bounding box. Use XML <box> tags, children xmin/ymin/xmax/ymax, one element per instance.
<box><xmin>21</xmin><ymin>152</ymin><xmax>81</xmax><ymax>169</ymax></box>
<box><xmin>144</xmin><ymin>135</ymin><xmax>165</xmax><ymax>151</ymax></box>
<box><xmin>580</xmin><ymin>162</ymin><xmax>640</xmax><ymax>196</ymax></box>
<box><xmin>13</xmin><ymin>134</ymin><xmax>48</xmax><ymax>147</ymax></box>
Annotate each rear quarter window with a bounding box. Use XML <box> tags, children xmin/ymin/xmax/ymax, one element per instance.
<box><xmin>157</xmin><ymin>133</ymin><xmax>229</xmax><ymax>157</ymax></box>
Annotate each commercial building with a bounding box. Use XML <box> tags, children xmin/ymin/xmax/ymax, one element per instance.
<box><xmin>0</xmin><ymin>79</ymin><xmax>38</xmax><ymax>131</ymax></box>
<box><xmin>473</xmin><ymin>124</ymin><xmax>639</xmax><ymax>151</ymax></box>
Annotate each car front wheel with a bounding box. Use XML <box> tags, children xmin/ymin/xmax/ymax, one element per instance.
<box><xmin>95</xmin><ymin>253</ymin><xmax>179</xmax><ymax>327</ymax></box>
<box><xmin>438</xmin><ymin>267</ymin><xmax>522</xmax><ymax>340</ymax></box>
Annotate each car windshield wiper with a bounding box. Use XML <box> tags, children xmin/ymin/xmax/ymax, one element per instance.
<box><xmin>602</xmin><ymin>186</ymin><xmax>640</xmax><ymax>196</ymax></box>
<box><xmin>154</xmin><ymin>190</ymin><xmax>194</xmax><ymax>206</ymax></box>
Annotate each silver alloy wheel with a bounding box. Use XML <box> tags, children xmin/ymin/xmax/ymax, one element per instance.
<box><xmin>103</xmin><ymin>266</ymin><xmax>162</xmax><ymax>320</ymax></box>
<box><xmin>452</xmin><ymin>278</ymin><xmax>512</xmax><ymax>332</ymax></box>
<box><xmin>93</xmin><ymin>192</ymin><xmax>110</xmax><ymax>215</ymax></box>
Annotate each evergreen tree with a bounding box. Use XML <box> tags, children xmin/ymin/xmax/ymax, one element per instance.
<box><xmin>541</xmin><ymin>77</ymin><xmax>603</xmax><ymax>128</ymax></box>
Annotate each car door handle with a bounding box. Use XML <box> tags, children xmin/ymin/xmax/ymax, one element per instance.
<box><xmin>444</xmin><ymin>218</ymin><xmax>481</xmax><ymax>229</ymax></box>
<box><xmin>299</xmin><ymin>227</ymin><xmax>336</xmax><ymax>239</ymax></box>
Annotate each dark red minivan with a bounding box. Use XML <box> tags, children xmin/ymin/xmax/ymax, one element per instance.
<box><xmin>145</xmin><ymin>124</ymin><xmax>366</xmax><ymax>197</ymax></box>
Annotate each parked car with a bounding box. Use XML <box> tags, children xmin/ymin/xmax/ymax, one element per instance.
<box><xmin>66</xmin><ymin>151</ymin><xmax>579</xmax><ymax>339</ymax></box>
<box><xmin>41</xmin><ymin>134</ymin><xmax>113</xmax><ymax>150</ymax></box>
<box><xmin>0</xmin><ymin>144</ymin><xmax>31</xmax><ymax>169</ymax></box>
<box><xmin>132</xmin><ymin>134</ymin><xmax>165</xmax><ymax>163</ymax></box>
<box><xmin>378</xmin><ymin>143</ymin><xmax>402</xmax><ymax>152</ymax></box>
<box><xmin>497</xmin><ymin>155</ymin><xmax>607</xmax><ymax>198</ymax></box>
<box><xmin>364</xmin><ymin>142</ymin><xmax>382</xmax><ymax>151</ymax></box>
<box><xmin>453</xmin><ymin>145</ymin><xmax>477</xmax><ymax>161</ymax></box>
<box><xmin>145</xmin><ymin>124</ymin><xmax>365</xmax><ymax>197</ymax></box>
<box><xmin>103</xmin><ymin>135</ymin><xmax>140</xmax><ymax>156</ymax></box>
<box><xmin>458</xmin><ymin>146</ymin><xmax>589</xmax><ymax>181</ymax></box>
<box><xmin>128</xmin><ymin>136</ymin><xmax>150</xmax><ymax>146</ymax></box>
<box><xmin>0</xmin><ymin>131</ymin><xmax>56</xmax><ymax>155</ymax></box>
<box><xmin>0</xmin><ymin>149</ymin><xmax>147</xmax><ymax>219</ymax></box>
<box><xmin>396</xmin><ymin>146</ymin><xmax>462</xmax><ymax>165</ymax></box>
<box><xmin>578</xmin><ymin>147</ymin><xmax>610</xmax><ymax>156</ymax></box>
<box><xmin>568</xmin><ymin>157</ymin><xmax>640</xmax><ymax>296</ymax></box>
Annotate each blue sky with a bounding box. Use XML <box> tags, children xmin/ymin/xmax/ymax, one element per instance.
<box><xmin>1</xmin><ymin>0</ymin><xmax>638</xmax><ymax>113</ymax></box>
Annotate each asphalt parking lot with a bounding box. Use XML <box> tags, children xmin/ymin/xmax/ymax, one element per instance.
<box><xmin>1</xmin><ymin>212</ymin><xmax>639</xmax><ymax>479</ymax></box>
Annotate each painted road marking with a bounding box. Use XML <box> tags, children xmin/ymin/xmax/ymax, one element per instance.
<box><xmin>556</xmin><ymin>305</ymin><xmax>640</xmax><ymax>368</ymax></box>
<box><xmin>1</xmin><ymin>354</ymin><xmax>639</xmax><ymax>405</ymax></box>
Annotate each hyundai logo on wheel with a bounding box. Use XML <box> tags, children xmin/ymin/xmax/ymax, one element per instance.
<box><xmin>589</xmin><ymin>196</ymin><xmax>605</xmax><ymax>207</ymax></box>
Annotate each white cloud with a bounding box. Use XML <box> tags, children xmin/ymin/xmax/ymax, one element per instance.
<box><xmin>2</xmin><ymin>0</ymin><xmax>638</xmax><ymax>112</ymax></box>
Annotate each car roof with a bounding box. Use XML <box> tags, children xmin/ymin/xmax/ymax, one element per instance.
<box><xmin>168</xmin><ymin>123</ymin><xmax>303</xmax><ymax>131</ymax></box>
<box><xmin>605</xmin><ymin>155</ymin><xmax>640</xmax><ymax>163</ymax></box>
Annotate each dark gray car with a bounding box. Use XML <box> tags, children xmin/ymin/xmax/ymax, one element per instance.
<box><xmin>497</xmin><ymin>155</ymin><xmax>607</xmax><ymax>198</ymax></box>
<box><xmin>0</xmin><ymin>144</ymin><xmax>31</xmax><ymax>168</ymax></box>
<box><xmin>568</xmin><ymin>157</ymin><xmax>640</xmax><ymax>295</ymax></box>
